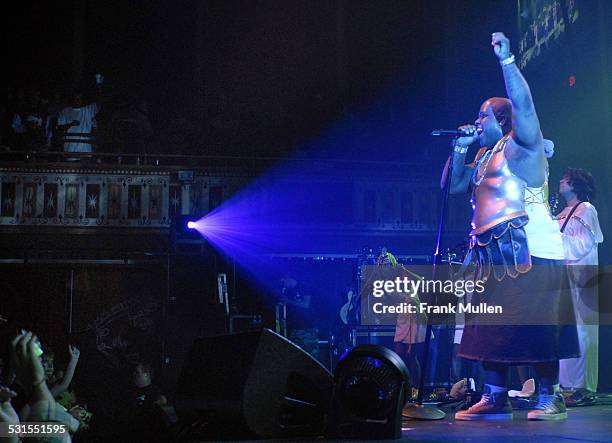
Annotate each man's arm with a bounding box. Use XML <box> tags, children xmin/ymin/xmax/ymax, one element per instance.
<box><xmin>57</xmin><ymin>112</ymin><xmax>79</xmax><ymax>132</ymax></box>
<box><xmin>440</xmin><ymin>130</ymin><xmax>480</xmax><ymax>193</ymax></box>
<box><xmin>492</xmin><ymin>32</ymin><xmax>542</xmax><ymax>149</ymax></box>
<box><xmin>50</xmin><ymin>346</ymin><xmax>79</xmax><ymax>398</ymax></box>
<box><xmin>561</xmin><ymin>205</ymin><xmax>604</xmax><ymax>261</ymax></box>
<box><xmin>57</xmin><ymin>121</ymin><xmax>79</xmax><ymax>132</ymax></box>
<box><xmin>9</xmin><ymin>332</ymin><xmax>54</xmax><ymax>404</ymax></box>
<box><xmin>84</xmin><ymin>102</ymin><xmax>99</xmax><ymax>118</ymax></box>
<box><xmin>0</xmin><ymin>384</ymin><xmax>20</xmax><ymax>443</ymax></box>
<box><xmin>441</xmin><ymin>154</ymin><xmax>473</xmax><ymax>194</ymax></box>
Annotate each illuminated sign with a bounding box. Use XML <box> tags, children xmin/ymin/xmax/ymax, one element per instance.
<box><xmin>517</xmin><ymin>0</ymin><xmax>579</xmax><ymax>69</ymax></box>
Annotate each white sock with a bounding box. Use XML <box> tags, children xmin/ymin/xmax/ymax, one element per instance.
<box><xmin>485</xmin><ymin>383</ymin><xmax>507</xmax><ymax>394</ymax></box>
<box><xmin>469</xmin><ymin>378</ymin><xmax>476</xmax><ymax>391</ymax></box>
<box><xmin>553</xmin><ymin>384</ymin><xmax>560</xmax><ymax>394</ymax></box>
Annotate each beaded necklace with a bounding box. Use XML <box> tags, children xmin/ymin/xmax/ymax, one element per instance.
<box><xmin>472</xmin><ymin>135</ymin><xmax>510</xmax><ymax>187</ymax></box>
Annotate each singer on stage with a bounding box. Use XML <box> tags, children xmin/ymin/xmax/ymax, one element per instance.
<box><xmin>443</xmin><ymin>32</ymin><xmax>579</xmax><ymax>421</ymax></box>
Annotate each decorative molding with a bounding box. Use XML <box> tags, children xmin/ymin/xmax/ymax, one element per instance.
<box><xmin>0</xmin><ymin>163</ymin><xmax>452</xmax><ymax>232</ymax></box>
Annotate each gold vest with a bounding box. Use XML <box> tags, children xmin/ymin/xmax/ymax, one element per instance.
<box><xmin>470</xmin><ymin>136</ymin><xmax>528</xmax><ymax>235</ymax></box>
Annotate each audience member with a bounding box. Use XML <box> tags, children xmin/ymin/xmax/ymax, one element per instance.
<box><xmin>119</xmin><ymin>361</ymin><xmax>169</xmax><ymax>442</ymax></box>
<box><xmin>3</xmin><ymin>330</ymin><xmax>75</xmax><ymax>442</ymax></box>
<box><xmin>131</xmin><ymin>361</ymin><xmax>166</xmax><ymax>409</ymax></box>
<box><xmin>2</xmin><ymin>78</ymin><xmax>163</xmax><ymax>158</ymax></box>
<box><xmin>9</xmin><ymin>89</ymin><xmax>48</xmax><ymax>152</ymax></box>
<box><xmin>48</xmin><ymin>345</ymin><xmax>80</xmax><ymax>399</ymax></box>
<box><xmin>57</xmin><ymin>89</ymin><xmax>99</xmax><ymax>155</ymax></box>
<box><xmin>0</xmin><ymin>384</ymin><xmax>19</xmax><ymax>443</ymax></box>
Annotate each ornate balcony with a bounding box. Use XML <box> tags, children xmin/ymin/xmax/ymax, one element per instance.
<box><xmin>0</xmin><ymin>150</ymin><xmax>466</xmax><ymax>259</ymax></box>
<box><xmin>0</xmin><ymin>151</ymin><xmax>271</xmax><ymax>230</ymax></box>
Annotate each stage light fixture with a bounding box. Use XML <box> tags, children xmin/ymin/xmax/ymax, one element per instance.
<box><xmin>171</xmin><ymin>214</ymin><xmax>208</xmax><ymax>250</ymax></box>
<box><xmin>328</xmin><ymin>344</ymin><xmax>410</xmax><ymax>440</ymax></box>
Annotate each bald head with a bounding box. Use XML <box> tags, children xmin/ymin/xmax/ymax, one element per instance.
<box><xmin>475</xmin><ymin>97</ymin><xmax>513</xmax><ymax>147</ymax></box>
<box><xmin>484</xmin><ymin>97</ymin><xmax>512</xmax><ymax>134</ymax></box>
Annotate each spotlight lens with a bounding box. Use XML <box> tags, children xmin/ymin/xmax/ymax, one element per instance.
<box><xmin>187</xmin><ymin>221</ymin><xmax>196</xmax><ymax>229</ymax></box>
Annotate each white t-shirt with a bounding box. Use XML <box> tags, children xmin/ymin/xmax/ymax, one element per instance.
<box><xmin>523</xmin><ymin>185</ymin><xmax>565</xmax><ymax>260</ymax></box>
<box><xmin>58</xmin><ymin>103</ymin><xmax>98</xmax><ymax>152</ymax></box>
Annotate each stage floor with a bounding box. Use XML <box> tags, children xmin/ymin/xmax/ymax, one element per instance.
<box><xmin>236</xmin><ymin>404</ymin><xmax>612</xmax><ymax>443</ymax></box>
<box><xmin>399</xmin><ymin>404</ymin><xmax>612</xmax><ymax>443</ymax></box>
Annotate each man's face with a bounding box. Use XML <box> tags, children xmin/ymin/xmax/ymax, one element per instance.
<box><xmin>559</xmin><ymin>175</ymin><xmax>573</xmax><ymax>196</ymax></box>
<box><xmin>42</xmin><ymin>355</ymin><xmax>55</xmax><ymax>379</ymax></box>
<box><xmin>72</xmin><ymin>94</ymin><xmax>83</xmax><ymax>108</ymax></box>
<box><xmin>133</xmin><ymin>364</ymin><xmax>151</xmax><ymax>388</ymax></box>
<box><xmin>475</xmin><ymin>101</ymin><xmax>503</xmax><ymax>148</ymax></box>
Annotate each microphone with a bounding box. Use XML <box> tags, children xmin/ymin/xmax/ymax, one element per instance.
<box><xmin>431</xmin><ymin>128</ymin><xmax>479</xmax><ymax>137</ymax></box>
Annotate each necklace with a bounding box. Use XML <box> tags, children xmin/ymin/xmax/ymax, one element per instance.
<box><xmin>472</xmin><ymin>136</ymin><xmax>510</xmax><ymax>187</ymax></box>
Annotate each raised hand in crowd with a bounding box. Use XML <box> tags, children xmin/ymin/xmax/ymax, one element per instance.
<box><xmin>10</xmin><ymin>332</ymin><xmax>44</xmax><ymax>387</ymax></box>
<box><xmin>50</xmin><ymin>345</ymin><xmax>80</xmax><ymax>399</ymax></box>
<box><xmin>0</xmin><ymin>384</ymin><xmax>19</xmax><ymax>424</ymax></box>
<box><xmin>0</xmin><ymin>385</ymin><xmax>19</xmax><ymax>443</ymax></box>
<box><xmin>10</xmin><ymin>331</ymin><xmax>53</xmax><ymax>403</ymax></box>
<box><xmin>68</xmin><ymin>345</ymin><xmax>80</xmax><ymax>361</ymax></box>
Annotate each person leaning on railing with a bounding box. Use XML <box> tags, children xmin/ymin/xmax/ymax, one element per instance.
<box><xmin>57</xmin><ymin>83</ymin><xmax>102</xmax><ymax>157</ymax></box>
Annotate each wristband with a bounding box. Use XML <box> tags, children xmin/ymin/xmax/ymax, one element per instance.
<box><xmin>500</xmin><ymin>54</ymin><xmax>516</xmax><ymax>66</ymax></box>
<box><xmin>454</xmin><ymin>144</ymin><xmax>469</xmax><ymax>155</ymax></box>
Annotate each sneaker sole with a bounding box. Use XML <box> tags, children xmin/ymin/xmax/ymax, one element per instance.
<box><xmin>527</xmin><ymin>411</ymin><xmax>568</xmax><ymax>421</ymax></box>
<box><xmin>508</xmin><ymin>390</ymin><xmax>536</xmax><ymax>398</ymax></box>
<box><xmin>455</xmin><ymin>413</ymin><xmax>513</xmax><ymax>421</ymax></box>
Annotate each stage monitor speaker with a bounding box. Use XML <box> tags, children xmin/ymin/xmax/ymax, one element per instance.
<box><xmin>175</xmin><ymin>328</ymin><xmax>333</xmax><ymax>440</ymax></box>
<box><xmin>328</xmin><ymin>345</ymin><xmax>410</xmax><ymax>440</ymax></box>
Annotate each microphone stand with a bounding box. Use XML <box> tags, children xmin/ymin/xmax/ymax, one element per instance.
<box><xmin>402</xmin><ymin>137</ymin><xmax>459</xmax><ymax>420</ymax></box>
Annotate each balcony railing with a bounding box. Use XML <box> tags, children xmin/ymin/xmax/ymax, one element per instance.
<box><xmin>0</xmin><ymin>152</ymin><xmax>240</xmax><ymax>229</ymax></box>
<box><xmin>0</xmin><ymin>149</ymin><xmax>457</xmax><ymax>234</ymax></box>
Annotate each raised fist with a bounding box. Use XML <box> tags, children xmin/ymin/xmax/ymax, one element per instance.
<box><xmin>69</xmin><ymin>345</ymin><xmax>80</xmax><ymax>360</ymax></box>
<box><xmin>491</xmin><ymin>32</ymin><xmax>511</xmax><ymax>60</ymax></box>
